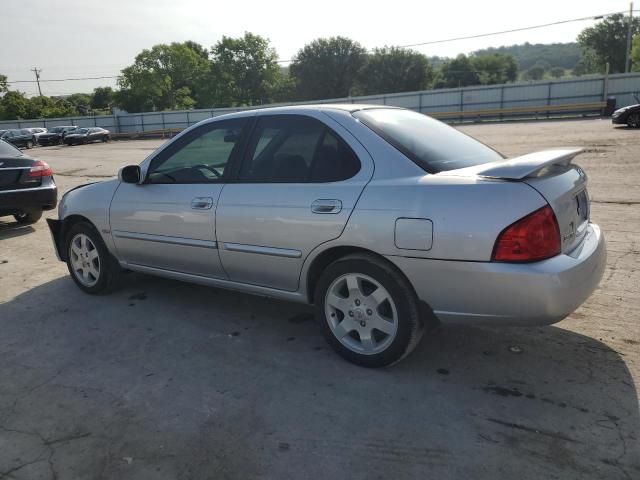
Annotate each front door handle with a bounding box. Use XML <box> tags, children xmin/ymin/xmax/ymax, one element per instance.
<box><xmin>191</xmin><ymin>197</ymin><xmax>214</xmax><ymax>210</ymax></box>
<box><xmin>311</xmin><ymin>199</ymin><xmax>342</xmax><ymax>214</ymax></box>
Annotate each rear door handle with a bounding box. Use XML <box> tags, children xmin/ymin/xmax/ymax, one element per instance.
<box><xmin>191</xmin><ymin>197</ymin><xmax>214</xmax><ymax>210</ymax></box>
<box><xmin>311</xmin><ymin>199</ymin><xmax>342</xmax><ymax>214</ymax></box>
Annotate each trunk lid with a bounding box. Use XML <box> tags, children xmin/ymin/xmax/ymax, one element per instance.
<box><xmin>439</xmin><ymin>148</ymin><xmax>590</xmax><ymax>254</ymax></box>
<box><xmin>0</xmin><ymin>155</ymin><xmax>41</xmax><ymax>191</ymax></box>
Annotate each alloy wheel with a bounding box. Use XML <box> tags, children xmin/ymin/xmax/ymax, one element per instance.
<box><xmin>69</xmin><ymin>233</ymin><xmax>101</xmax><ymax>287</ymax></box>
<box><xmin>324</xmin><ymin>273</ymin><xmax>398</xmax><ymax>355</ymax></box>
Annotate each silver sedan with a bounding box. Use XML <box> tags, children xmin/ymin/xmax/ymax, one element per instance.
<box><xmin>47</xmin><ymin>105</ymin><xmax>606</xmax><ymax>367</ymax></box>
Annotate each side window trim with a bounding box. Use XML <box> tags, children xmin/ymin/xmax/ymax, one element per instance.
<box><xmin>144</xmin><ymin>118</ymin><xmax>249</xmax><ymax>185</ymax></box>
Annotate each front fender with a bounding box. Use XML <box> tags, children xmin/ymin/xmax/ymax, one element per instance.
<box><xmin>57</xmin><ymin>179</ymin><xmax>120</xmax><ymax>256</ymax></box>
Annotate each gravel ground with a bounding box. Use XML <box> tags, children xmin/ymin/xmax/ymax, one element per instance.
<box><xmin>0</xmin><ymin>118</ymin><xmax>638</xmax><ymax>479</ymax></box>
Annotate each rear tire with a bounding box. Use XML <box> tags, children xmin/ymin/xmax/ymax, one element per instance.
<box><xmin>314</xmin><ymin>253</ymin><xmax>424</xmax><ymax>367</ymax></box>
<box><xmin>64</xmin><ymin>222</ymin><xmax>120</xmax><ymax>294</ymax></box>
<box><xmin>627</xmin><ymin>113</ymin><xmax>640</xmax><ymax>128</ymax></box>
<box><xmin>14</xmin><ymin>210</ymin><xmax>42</xmax><ymax>224</ymax></box>
<box><xmin>26</xmin><ymin>140</ymin><xmax>33</xmax><ymax>149</ymax></box>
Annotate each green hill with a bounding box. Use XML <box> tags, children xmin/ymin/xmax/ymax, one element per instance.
<box><xmin>471</xmin><ymin>42</ymin><xmax>581</xmax><ymax>70</ymax></box>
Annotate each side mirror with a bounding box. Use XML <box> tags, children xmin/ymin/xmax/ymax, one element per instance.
<box><xmin>119</xmin><ymin>165</ymin><xmax>142</xmax><ymax>184</ymax></box>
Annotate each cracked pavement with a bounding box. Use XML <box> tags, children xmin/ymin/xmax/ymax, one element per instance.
<box><xmin>0</xmin><ymin>119</ymin><xmax>638</xmax><ymax>479</ymax></box>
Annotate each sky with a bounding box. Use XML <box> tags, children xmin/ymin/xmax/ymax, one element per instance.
<box><xmin>0</xmin><ymin>0</ymin><xmax>634</xmax><ymax>97</ymax></box>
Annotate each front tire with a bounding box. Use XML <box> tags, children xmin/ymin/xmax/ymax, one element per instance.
<box><xmin>14</xmin><ymin>210</ymin><xmax>42</xmax><ymax>224</ymax></box>
<box><xmin>627</xmin><ymin>113</ymin><xmax>640</xmax><ymax>128</ymax></box>
<box><xmin>314</xmin><ymin>253</ymin><xmax>424</xmax><ymax>367</ymax></box>
<box><xmin>64</xmin><ymin>222</ymin><xmax>120</xmax><ymax>294</ymax></box>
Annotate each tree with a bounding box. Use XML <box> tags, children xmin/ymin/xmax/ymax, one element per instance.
<box><xmin>632</xmin><ymin>35</ymin><xmax>640</xmax><ymax>72</ymax></box>
<box><xmin>572</xmin><ymin>48</ymin><xmax>599</xmax><ymax>76</ymax></box>
<box><xmin>117</xmin><ymin>41</ymin><xmax>209</xmax><ymax>112</ymax></box>
<box><xmin>523</xmin><ymin>65</ymin><xmax>546</xmax><ymax>80</ymax></box>
<box><xmin>184</xmin><ymin>40</ymin><xmax>210</xmax><ymax>61</ymax></box>
<box><xmin>356</xmin><ymin>47</ymin><xmax>433</xmax><ymax>95</ymax></box>
<box><xmin>577</xmin><ymin>13</ymin><xmax>640</xmax><ymax>73</ymax></box>
<box><xmin>66</xmin><ymin>93</ymin><xmax>92</xmax><ymax>114</ymax></box>
<box><xmin>206</xmin><ymin>33</ymin><xmax>282</xmax><ymax>107</ymax></box>
<box><xmin>25</xmin><ymin>96</ymin><xmax>75</xmax><ymax>118</ymax></box>
<box><xmin>91</xmin><ymin>86</ymin><xmax>115</xmax><ymax>110</ymax></box>
<box><xmin>271</xmin><ymin>68</ymin><xmax>296</xmax><ymax>103</ymax></box>
<box><xmin>473</xmin><ymin>42</ymin><xmax>581</xmax><ymax>71</ymax></box>
<box><xmin>0</xmin><ymin>74</ymin><xmax>8</xmax><ymax>94</ymax></box>
<box><xmin>290</xmin><ymin>37</ymin><xmax>368</xmax><ymax>100</ymax></box>
<box><xmin>433</xmin><ymin>54</ymin><xmax>480</xmax><ymax>88</ymax></box>
<box><xmin>470</xmin><ymin>53</ymin><xmax>518</xmax><ymax>85</ymax></box>
<box><xmin>549</xmin><ymin>67</ymin><xmax>565</xmax><ymax>78</ymax></box>
<box><xmin>0</xmin><ymin>91</ymin><xmax>29</xmax><ymax>119</ymax></box>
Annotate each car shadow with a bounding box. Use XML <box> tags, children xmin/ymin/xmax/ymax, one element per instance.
<box><xmin>0</xmin><ymin>220</ymin><xmax>35</xmax><ymax>239</ymax></box>
<box><xmin>0</xmin><ymin>273</ymin><xmax>638</xmax><ymax>480</ymax></box>
<box><xmin>613</xmin><ymin>125</ymin><xmax>640</xmax><ymax>131</ymax></box>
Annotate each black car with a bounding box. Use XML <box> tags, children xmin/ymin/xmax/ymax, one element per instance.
<box><xmin>612</xmin><ymin>94</ymin><xmax>640</xmax><ymax>128</ymax></box>
<box><xmin>64</xmin><ymin>127</ymin><xmax>110</xmax><ymax>145</ymax></box>
<box><xmin>0</xmin><ymin>139</ymin><xmax>57</xmax><ymax>224</ymax></box>
<box><xmin>37</xmin><ymin>126</ymin><xmax>78</xmax><ymax>146</ymax></box>
<box><xmin>0</xmin><ymin>129</ymin><xmax>37</xmax><ymax>149</ymax></box>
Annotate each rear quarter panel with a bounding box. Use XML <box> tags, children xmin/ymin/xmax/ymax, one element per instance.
<box><xmin>329</xmin><ymin>175</ymin><xmax>547</xmax><ymax>261</ymax></box>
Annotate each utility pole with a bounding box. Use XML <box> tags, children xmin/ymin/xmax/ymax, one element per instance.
<box><xmin>31</xmin><ymin>67</ymin><xmax>42</xmax><ymax>96</ymax></box>
<box><xmin>625</xmin><ymin>2</ymin><xmax>634</xmax><ymax>73</ymax></box>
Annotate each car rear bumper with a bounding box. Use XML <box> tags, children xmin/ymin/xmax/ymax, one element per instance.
<box><xmin>38</xmin><ymin>137</ymin><xmax>60</xmax><ymax>145</ymax></box>
<box><xmin>611</xmin><ymin>116</ymin><xmax>626</xmax><ymax>124</ymax></box>
<box><xmin>387</xmin><ymin>223</ymin><xmax>606</xmax><ymax>326</ymax></box>
<box><xmin>0</xmin><ymin>180</ymin><xmax>58</xmax><ymax>217</ymax></box>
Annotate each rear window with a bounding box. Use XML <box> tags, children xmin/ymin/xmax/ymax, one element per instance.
<box><xmin>0</xmin><ymin>139</ymin><xmax>22</xmax><ymax>156</ymax></box>
<box><xmin>352</xmin><ymin>108</ymin><xmax>504</xmax><ymax>173</ymax></box>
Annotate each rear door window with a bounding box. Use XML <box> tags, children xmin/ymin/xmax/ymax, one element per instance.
<box><xmin>239</xmin><ymin>115</ymin><xmax>360</xmax><ymax>183</ymax></box>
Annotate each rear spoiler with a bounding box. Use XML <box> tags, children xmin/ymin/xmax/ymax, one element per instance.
<box><xmin>440</xmin><ymin>148</ymin><xmax>583</xmax><ymax>180</ymax></box>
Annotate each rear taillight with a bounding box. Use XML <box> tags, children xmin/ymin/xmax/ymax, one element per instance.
<box><xmin>28</xmin><ymin>160</ymin><xmax>52</xmax><ymax>178</ymax></box>
<box><xmin>492</xmin><ymin>205</ymin><xmax>561</xmax><ymax>262</ymax></box>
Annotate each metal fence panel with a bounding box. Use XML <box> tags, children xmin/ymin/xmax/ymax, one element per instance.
<box><xmin>422</xmin><ymin>90</ymin><xmax>462</xmax><ymax>108</ymax></box>
<box><xmin>2</xmin><ymin>72</ymin><xmax>640</xmax><ymax>133</ymax></box>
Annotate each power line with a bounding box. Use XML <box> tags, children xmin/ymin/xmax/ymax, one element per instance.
<box><xmin>395</xmin><ymin>11</ymin><xmax>628</xmax><ymax>49</ymax></box>
<box><xmin>4</xmin><ymin>9</ymin><xmax>633</xmax><ymax>82</ymax></box>
<box><xmin>275</xmin><ymin>10</ymin><xmax>631</xmax><ymax>63</ymax></box>
<box><xmin>7</xmin><ymin>75</ymin><xmax>120</xmax><ymax>84</ymax></box>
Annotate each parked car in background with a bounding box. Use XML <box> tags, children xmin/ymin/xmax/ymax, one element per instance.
<box><xmin>64</xmin><ymin>127</ymin><xmax>110</xmax><ymax>145</ymax></box>
<box><xmin>611</xmin><ymin>94</ymin><xmax>640</xmax><ymax>128</ymax></box>
<box><xmin>26</xmin><ymin>127</ymin><xmax>48</xmax><ymax>141</ymax></box>
<box><xmin>0</xmin><ymin>129</ymin><xmax>36</xmax><ymax>149</ymax></box>
<box><xmin>0</xmin><ymin>139</ymin><xmax>57</xmax><ymax>224</ymax></box>
<box><xmin>37</xmin><ymin>126</ymin><xmax>78</xmax><ymax>146</ymax></box>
